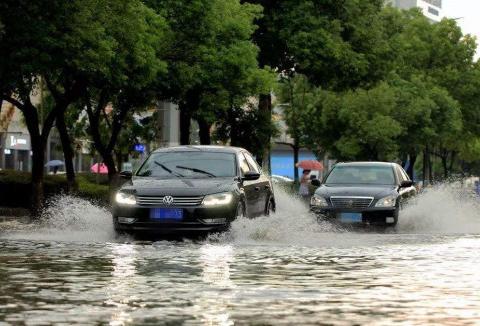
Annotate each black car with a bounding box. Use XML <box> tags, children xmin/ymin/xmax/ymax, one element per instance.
<box><xmin>310</xmin><ymin>162</ymin><xmax>416</xmax><ymax>226</ymax></box>
<box><xmin>113</xmin><ymin>146</ymin><xmax>275</xmax><ymax>234</ymax></box>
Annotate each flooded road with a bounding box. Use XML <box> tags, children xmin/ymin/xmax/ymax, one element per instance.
<box><xmin>1</xmin><ymin>186</ymin><xmax>480</xmax><ymax>325</ymax></box>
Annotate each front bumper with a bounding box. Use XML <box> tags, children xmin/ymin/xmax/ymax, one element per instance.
<box><xmin>113</xmin><ymin>203</ymin><xmax>237</xmax><ymax>234</ymax></box>
<box><xmin>311</xmin><ymin>206</ymin><xmax>398</xmax><ymax>225</ymax></box>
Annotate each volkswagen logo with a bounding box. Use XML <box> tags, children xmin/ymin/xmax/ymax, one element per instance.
<box><xmin>163</xmin><ymin>196</ymin><xmax>174</xmax><ymax>205</ymax></box>
<box><xmin>347</xmin><ymin>200</ymin><xmax>354</xmax><ymax>207</ymax></box>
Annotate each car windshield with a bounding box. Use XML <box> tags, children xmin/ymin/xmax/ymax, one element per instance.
<box><xmin>136</xmin><ymin>152</ymin><xmax>236</xmax><ymax>179</ymax></box>
<box><xmin>325</xmin><ymin>165</ymin><xmax>395</xmax><ymax>185</ymax></box>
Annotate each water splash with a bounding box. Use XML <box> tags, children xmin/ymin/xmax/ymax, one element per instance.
<box><xmin>210</xmin><ymin>189</ymin><xmax>347</xmax><ymax>246</ymax></box>
<box><xmin>398</xmin><ymin>183</ymin><xmax>480</xmax><ymax>234</ymax></box>
<box><xmin>1</xmin><ymin>195</ymin><xmax>115</xmax><ymax>242</ymax></box>
<box><xmin>1</xmin><ymin>183</ymin><xmax>480</xmax><ymax>245</ymax></box>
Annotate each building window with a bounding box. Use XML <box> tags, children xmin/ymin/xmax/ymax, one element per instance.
<box><xmin>428</xmin><ymin>6</ymin><xmax>439</xmax><ymax>16</ymax></box>
<box><xmin>424</xmin><ymin>0</ymin><xmax>442</xmax><ymax>9</ymax></box>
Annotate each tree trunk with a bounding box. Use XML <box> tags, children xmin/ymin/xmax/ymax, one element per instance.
<box><xmin>116</xmin><ymin>151</ymin><xmax>124</xmax><ymax>173</ymax></box>
<box><xmin>56</xmin><ymin>112</ymin><xmax>76</xmax><ymax>191</ymax></box>
<box><xmin>293</xmin><ymin>142</ymin><xmax>300</xmax><ymax>182</ymax></box>
<box><xmin>428</xmin><ymin>149</ymin><xmax>434</xmax><ymax>183</ymax></box>
<box><xmin>441</xmin><ymin>155</ymin><xmax>448</xmax><ymax>180</ymax></box>
<box><xmin>406</xmin><ymin>153</ymin><xmax>417</xmax><ymax>180</ymax></box>
<box><xmin>179</xmin><ymin>104</ymin><xmax>191</xmax><ymax>145</ymax></box>
<box><xmin>423</xmin><ymin>148</ymin><xmax>429</xmax><ymax>186</ymax></box>
<box><xmin>30</xmin><ymin>138</ymin><xmax>46</xmax><ymax>216</ymax></box>
<box><xmin>258</xmin><ymin>93</ymin><xmax>272</xmax><ymax>173</ymax></box>
<box><xmin>197</xmin><ymin>117</ymin><xmax>211</xmax><ymax>145</ymax></box>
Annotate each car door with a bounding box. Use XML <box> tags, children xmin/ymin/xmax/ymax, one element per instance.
<box><xmin>244</xmin><ymin>152</ymin><xmax>270</xmax><ymax>214</ymax></box>
<box><xmin>238</xmin><ymin>153</ymin><xmax>261</xmax><ymax>217</ymax></box>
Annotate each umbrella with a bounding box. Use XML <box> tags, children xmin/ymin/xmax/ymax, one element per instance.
<box><xmin>296</xmin><ymin>160</ymin><xmax>323</xmax><ymax>171</ymax></box>
<box><xmin>90</xmin><ymin>163</ymin><xmax>109</xmax><ymax>174</ymax></box>
<box><xmin>45</xmin><ymin>160</ymin><xmax>64</xmax><ymax>167</ymax></box>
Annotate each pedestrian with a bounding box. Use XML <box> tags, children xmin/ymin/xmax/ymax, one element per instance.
<box><xmin>53</xmin><ymin>166</ymin><xmax>59</xmax><ymax>175</ymax></box>
<box><xmin>299</xmin><ymin>169</ymin><xmax>311</xmax><ymax>199</ymax></box>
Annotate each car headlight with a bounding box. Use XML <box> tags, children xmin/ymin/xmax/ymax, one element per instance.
<box><xmin>202</xmin><ymin>192</ymin><xmax>233</xmax><ymax>206</ymax></box>
<box><xmin>375</xmin><ymin>195</ymin><xmax>396</xmax><ymax>208</ymax></box>
<box><xmin>310</xmin><ymin>195</ymin><xmax>329</xmax><ymax>208</ymax></box>
<box><xmin>115</xmin><ymin>192</ymin><xmax>136</xmax><ymax>205</ymax></box>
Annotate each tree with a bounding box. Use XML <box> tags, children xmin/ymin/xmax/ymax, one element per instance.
<box><xmin>0</xmin><ymin>0</ymin><xmax>168</xmax><ymax>211</ymax></box>
<box><xmin>276</xmin><ymin>74</ymin><xmax>315</xmax><ymax>180</ymax></box>
<box><xmin>0</xmin><ymin>0</ymin><xmax>106</xmax><ymax>212</ymax></box>
<box><xmin>147</xmin><ymin>0</ymin><xmax>265</xmax><ymax>146</ymax></box>
<box><xmin>64</xmin><ymin>0</ymin><xmax>168</xmax><ymax>186</ymax></box>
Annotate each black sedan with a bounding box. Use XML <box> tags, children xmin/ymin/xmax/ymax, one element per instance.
<box><xmin>310</xmin><ymin>162</ymin><xmax>416</xmax><ymax>226</ymax></box>
<box><xmin>113</xmin><ymin>146</ymin><xmax>275</xmax><ymax>234</ymax></box>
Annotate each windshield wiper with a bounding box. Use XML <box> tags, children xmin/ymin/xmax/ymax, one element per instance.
<box><xmin>176</xmin><ymin>165</ymin><xmax>216</xmax><ymax>177</ymax></box>
<box><xmin>154</xmin><ymin>161</ymin><xmax>184</xmax><ymax>178</ymax></box>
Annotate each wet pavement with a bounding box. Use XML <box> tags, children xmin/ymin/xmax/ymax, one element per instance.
<box><xmin>1</xmin><ymin>186</ymin><xmax>480</xmax><ymax>325</ymax></box>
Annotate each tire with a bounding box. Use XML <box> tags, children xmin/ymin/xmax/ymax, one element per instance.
<box><xmin>265</xmin><ymin>197</ymin><xmax>274</xmax><ymax>216</ymax></box>
<box><xmin>236</xmin><ymin>201</ymin><xmax>246</xmax><ymax>219</ymax></box>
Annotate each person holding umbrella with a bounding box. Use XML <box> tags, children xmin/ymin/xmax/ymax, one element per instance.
<box><xmin>299</xmin><ymin>169</ymin><xmax>311</xmax><ymax>199</ymax></box>
<box><xmin>45</xmin><ymin>160</ymin><xmax>64</xmax><ymax>175</ymax></box>
<box><xmin>296</xmin><ymin>160</ymin><xmax>324</xmax><ymax>199</ymax></box>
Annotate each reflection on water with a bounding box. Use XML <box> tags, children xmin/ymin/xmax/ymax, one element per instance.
<box><xmin>0</xmin><ymin>236</ymin><xmax>480</xmax><ymax>324</ymax></box>
<box><xmin>0</xmin><ymin>185</ymin><xmax>480</xmax><ymax>324</ymax></box>
<box><xmin>107</xmin><ymin>244</ymin><xmax>138</xmax><ymax>326</ymax></box>
<box><xmin>196</xmin><ymin>244</ymin><xmax>235</xmax><ymax>326</ymax></box>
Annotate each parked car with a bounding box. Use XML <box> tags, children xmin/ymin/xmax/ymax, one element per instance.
<box><xmin>310</xmin><ymin>162</ymin><xmax>416</xmax><ymax>226</ymax></box>
<box><xmin>113</xmin><ymin>146</ymin><xmax>275</xmax><ymax>235</ymax></box>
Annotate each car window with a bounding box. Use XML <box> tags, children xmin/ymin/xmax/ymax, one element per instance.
<box><xmin>136</xmin><ymin>152</ymin><xmax>236</xmax><ymax>178</ymax></box>
<box><xmin>325</xmin><ymin>165</ymin><xmax>396</xmax><ymax>185</ymax></box>
<box><xmin>394</xmin><ymin>166</ymin><xmax>405</xmax><ymax>183</ymax></box>
<box><xmin>399</xmin><ymin>166</ymin><xmax>410</xmax><ymax>181</ymax></box>
<box><xmin>244</xmin><ymin>152</ymin><xmax>260</xmax><ymax>174</ymax></box>
<box><xmin>239</xmin><ymin>153</ymin><xmax>251</xmax><ymax>176</ymax></box>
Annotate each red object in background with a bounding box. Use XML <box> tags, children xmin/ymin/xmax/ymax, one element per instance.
<box><xmin>296</xmin><ymin>160</ymin><xmax>324</xmax><ymax>171</ymax></box>
<box><xmin>90</xmin><ymin>163</ymin><xmax>109</xmax><ymax>174</ymax></box>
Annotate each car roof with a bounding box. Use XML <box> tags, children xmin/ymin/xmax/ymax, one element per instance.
<box><xmin>335</xmin><ymin>161</ymin><xmax>398</xmax><ymax>168</ymax></box>
<box><xmin>151</xmin><ymin>145</ymin><xmax>246</xmax><ymax>154</ymax></box>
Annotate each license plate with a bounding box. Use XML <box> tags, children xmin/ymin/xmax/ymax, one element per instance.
<box><xmin>339</xmin><ymin>212</ymin><xmax>362</xmax><ymax>223</ymax></box>
<box><xmin>150</xmin><ymin>208</ymin><xmax>183</xmax><ymax>221</ymax></box>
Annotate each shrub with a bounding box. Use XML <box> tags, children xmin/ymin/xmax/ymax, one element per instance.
<box><xmin>0</xmin><ymin>170</ymin><xmax>111</xmax><ymax>208</ymax></box>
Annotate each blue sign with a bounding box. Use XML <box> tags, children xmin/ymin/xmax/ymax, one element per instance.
<box><xmin>134</xmin><ymin>144</ymin><xmax>146</xmax><ymax>153</ymax></box>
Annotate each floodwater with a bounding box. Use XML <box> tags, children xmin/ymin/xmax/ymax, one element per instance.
<box><xmin>1</xmin><ymin>185</ymin><xmax>480</xmax><ymax>325</ymax></box>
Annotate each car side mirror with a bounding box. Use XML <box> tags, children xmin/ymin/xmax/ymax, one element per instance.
<box><xmin>242</xmin><ymin>171</ymin><xmax>260</xmax><ymax>181</ymax></box>
<box><xmin>311</xmin><ymin>179</ymin><xmax>321</xmax><ymax>187</ymax></box>
<box><xmin>119</xmin><ymin>171</ymin><xmax>133</xmax><ymax>179</ymax></box>
<box><xmin>400</xmin><ymin>180</ymin><xmax>414</xmax><ymax>188</ymax></box>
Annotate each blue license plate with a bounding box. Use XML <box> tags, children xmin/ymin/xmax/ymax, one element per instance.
<box><xmin>150</xmin><ymin>208</ymin><xmax>183</xmax><ymax>221</ymax></box>
<box><xmin>339</xmin><ymin>212</ymin><xmax>362</xmax><ymax>223</ymax></box>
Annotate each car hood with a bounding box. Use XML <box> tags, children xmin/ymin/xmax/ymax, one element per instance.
<box><xmin>315</xmin><ymin>184</ymin><xmax>397</xmax><ymax>199</ymax></box>
<box><xmin>121</xmin><ymin>177</ymin><xmax>237</xmax><ymax>196</ymax></box>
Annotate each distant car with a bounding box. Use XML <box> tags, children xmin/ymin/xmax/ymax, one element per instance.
<box><xmin>113</xmin><ymin>146</ymin><xmax>275</xmax><ymax>235</ymax></box>
<box><xmin>310</xmin><ymin>162</ymin><xmax>416</xmax><ymax>226</ymax></box>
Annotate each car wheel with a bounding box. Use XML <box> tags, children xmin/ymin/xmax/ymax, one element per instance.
<box><xmin>265</xmin><ymin>197</ymin><xmax>274</xmax><ymax>216</ymax></box>
<box><xmin>236</xmin><ymin>201</ymin><xmax>246</xmax><ymax>219</ymax></box>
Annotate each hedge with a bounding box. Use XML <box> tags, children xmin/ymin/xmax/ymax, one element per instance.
<box><xmin>0</xmin><ymin>170</ymin><xmax>110</xmax><ymax>209</ymax></box>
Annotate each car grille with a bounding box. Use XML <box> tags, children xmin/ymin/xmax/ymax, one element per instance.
<box><xmin>136</xmin><ymin>195</ymin><xmax>204</xmax><ymax>207</ymax></box>
<box><xmin>330</xmin><ymin>196</ymin><xmax>374</xmax><ymax>209</ymax></box>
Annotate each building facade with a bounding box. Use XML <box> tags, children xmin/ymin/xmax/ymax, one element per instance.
<box><xmin>386</xmin><ymin>0</ymin><xmax>443</xmax><ymax>22</ymax></box>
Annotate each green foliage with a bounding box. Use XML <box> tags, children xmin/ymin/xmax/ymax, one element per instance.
<box><xmin>278</xmin><ymin>7</ymin><xmax>480</xmax><ymax>179</ymax></box>
<box><xmin>76</xmin><ymin>176</ymin><xmax>110</xmax><ymax>205</ymax></box>
<box><xmin>148</xmin><ymin>0</ymin><xmax>274</xmax><ymax>137</ymax></box>
<box><xmin>0</xmin><ymin>170</ymin><xmax>110</xmax><ymax>208</ymax></box>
